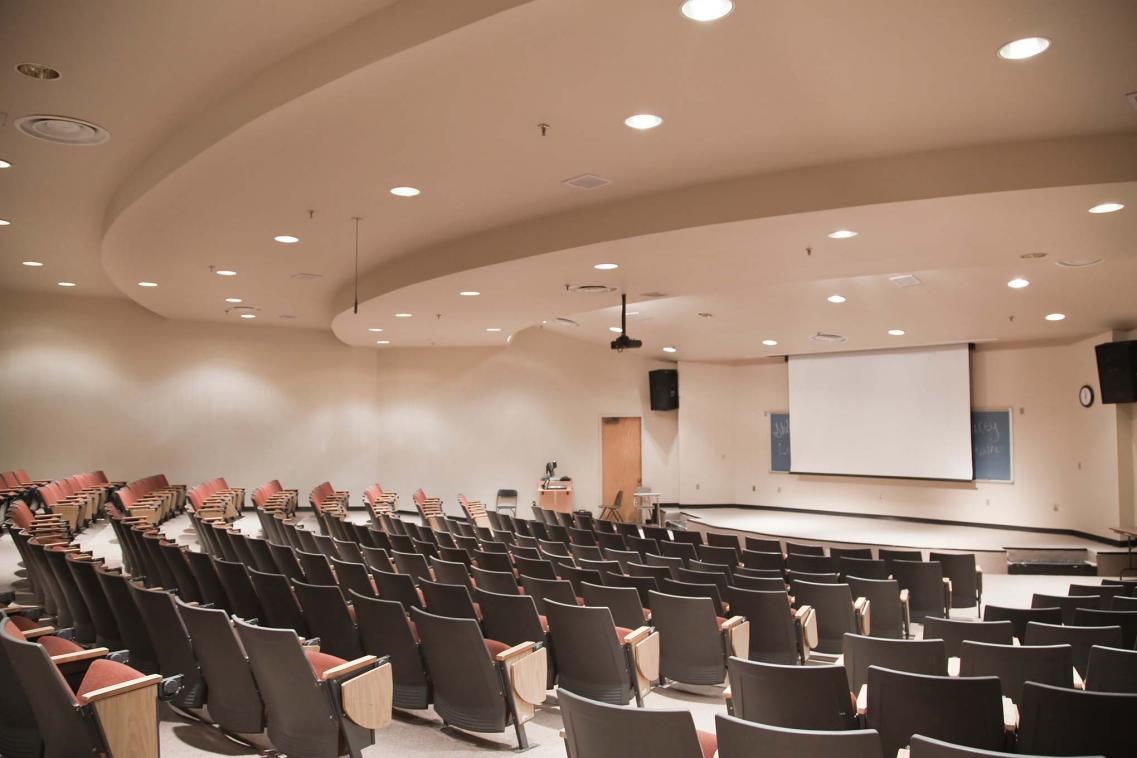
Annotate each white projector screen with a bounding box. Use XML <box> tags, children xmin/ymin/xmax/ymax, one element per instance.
<box><xmin>788</xmin><ymin>344</ymin><xmax>973</xmax><ymax>480</ymax></box>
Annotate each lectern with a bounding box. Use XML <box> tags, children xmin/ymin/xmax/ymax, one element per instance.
<box><xmin>537</xmin><ymin>480</ymin><xmax>574</xmax><ymax>513</ymax></box>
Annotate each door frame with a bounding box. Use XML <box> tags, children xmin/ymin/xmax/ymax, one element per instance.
<box><xmin>598</xmin><ymin>414</ymin><xmax>643</xmax><ymax>514</ymax></box>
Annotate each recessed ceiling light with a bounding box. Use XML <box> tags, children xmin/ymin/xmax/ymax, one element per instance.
<box><xmin>274</xmin><ymin>235</ymin><xmax>299</xmax><ymax>244</ymax></box>
<box><xmin>390</xmin><ymin>186</ymin><xmax>421</xmax><ymax>197</ymax></box>
<box><xmin>827</xmin><ymin>229</ymin><xmax>858</xmax><ymax>239</ymax></box>
<box><xmin>680</xmin><ymin>0</ymin><xmax>733</xmax><ymax>22</ymax></box>
<box><xmin>459</xmin><ymin>291</ymin><xmax>481</xmax><ymax>297</ymax></box>
<box><xmin>827</xmin><ymin>295</ymin><xmax>847</xmax><ymax>303</ymax></box>
<box><xmin>394</xmin><ymin>313</ymin><xmax>412</xmax><ymax>318</ymax></box>
<box><xmin>624</xmin><ymin>114</ymin><xmax>663</xmax><ymax>130</ymax></box>
<box><xmin>16</xmin><ymin>62</ymin><xmax>61</xmax><ymax>80</ymax></box>
<box><xmin>887</xmin><ymin>329</ymin><xmax>906</xmax><ymax>336</ymax></box>
<box><xmin>608</xmin><ymin>326</ymin><xmax>623</xmax><ymax>333</ymax></box>
<box><xmin>997</xmin><ymin>37</ymin><xmax>1051</xmax><ymax>60</ymax></box>
<box><xmin>57</xmin><ymin>281</ymin><xmax>76</xmax><ymax>287</ymax></box>
<box><xmin>662</xmin><ymin>346</ymin><xmax>678</xmax><ymax>353</ymax></box>
<box><xmin>240</xmin><ymin>313</ymin><xmax>256</xmax><ymax>319</ymax></box>
<box><xmin>376</xmin><ymin>340</ymin><xmax>390</xmax><ymax>345</ymax></box>
<box><xmin>762</xmin><ymin>339</ymin><xmax>778</xmax><ymax>347</ymax></box>
<box><xmin>21</xmin><ymin>261</ymin><xmax>43</xmax><ymax>267</ymax></box>
<box><xmin>215</xmin><ymin>269</ymin><xmax>237</xmax><ymax>276</ymax></box>
<box><xmin>594</xmin><ymin>263</ymin><xmax>619</xmax><ymax>270</ymax></box>
<box><xmin>138</xmin><ymin>281</ymin><xmax>158</xmax><ymax>288</ymax></box>
<box><xmin>486</xmin><ymin>327</ymin><xmax>503</xmax><ymax>332</ymax></box>
<box><xmin>0</xmin><ymin>219</ymin><xmax>11</xmax><ymax>226</ymax></box>
<box><xmin>0</xmin><ymin>160</ymin><xmax>11</xmax><ymax>169</ymax></box>
<box><xmin>1044</xmin><ymin>313</ymin><xmax>1066</xmax><ymax>321</ymax></box>
<box><xmin>368</xmin><ymin>327</ymin><xmax>384</xmax><ymax>333</ymax></box>
<box><xmin>1007</xmin><ymin>278</ymin><xmax>1030</xmax><ymax>289</ymax></box>
<box><xmin>1088</xmin><ymin>202</ymin><xmax>1124</xmax><ymax>214</ymax></box>
<box><xmin>225</xmin><ymin>297</ymin><xmax>242</xmax><ymax>303</ymax></box>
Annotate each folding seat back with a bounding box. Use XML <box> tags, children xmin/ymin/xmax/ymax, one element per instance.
<box><xmin>267</xmin><ymin>541</ymin><xmax>306</xmax><ymax>581</ymax></box>
<box><xmin>418</xmin><ymin>578</ymin><xmax>479</xmax><ymax>620</ymax></box>
<box><xmin>784</xmin><ymin>541</ymin><xmax>824</xmax><ymax>556</ymax></box>
<box><xmin>731</xmin><ymin>574</ymin><xmax>787</xmax><ymax>592</ymax></box>
<box><xmin>890</xmin><ymin>560</ymin><xmax>948</xmax><ymax>622</ymax></box>
<box><xmin>0</xmin><ymin>614</ymin><xmax>47</xmax><ymax>756</ymax></box>
<box><xmin>958</xmin><ymin>640</ymin><xmax>1072</xmax><ymax>704</ymax></box>
<box><xmin>1024</xmin><ymin>622</ymin><xmax>1123</xmax><ymax>676</ymax></box>
<box><xmin>658</xmin><ymin>540</ymin><xmax>697</xmax><ymax>563</ymax></box>
<box><xmin>330</xmin><ymin>557</ymin><xmax>375</xmax><ymax>599</ymax></box>
<box><xmin>843</xmin><ymin>633</ymin><xmax>947</xmax><ymax>693</ymax></box>
<box><xmin>727</xmin><ymin>657</ymin><xmax>856</xmax><ymax>729</ymax></box>
<box><xmin>559</xmin><ymin>687</ymin><xmax>709</xmax><ymax>758</ymax></box>
<box><xmin>392</xmin><ymin>550</ymin><xmax>433</xmax><ymax>584</ymax></box>
<box><xmin>1017</xmin><ymin>682</ymin><xmax>1137</xmax><ymax>758</ymax></box>
<box><xmin>569</xmin><ymin>543</ymin><xmax>604</xmax><ymax>563</ymax></box>
<box><xmin>247</xmin><ymin>568</ymin><xmax>309</xmax><ymax>635</ymax></box>
<box><xmin>141</xmin><ymin>532</ymin><xmax>180</xmax><ymax>589</ymax></box>
<box><xmin>42</xmin><ymin>546</ymin><xmax>96</xmax><ymax>642</ymax></box>
<box><xmin>727</xmin><ymin>586</ymin><xmax>806</xmax><ymax>664</ymax></box>
<box><xmin>234</xmin><ymin>619</ymin><xmax>384</xmax><ymax>758</ymax></box>
<box><xmin>792</xmin><ymin>580</ymin><xmax>862</xmax><ymax>654</ymax></box>
<box><xmin>429</xmin><ymin>557</ymin><xmax>472</xmax><ymax>589</ymax></box>
<box><xmin>1032</xmin><ymin>593</ymin><xmax>1102</xmax><ymax>625</ymax></box>
<box><xmin>596</xmin><ymin>532</ymin><xmax>626</xmax><ymax>552</ymax></box>
<box><xmin>156</xmin><ymin>541</ymin><xmax>203</xmax><ymax>602</ymax></box>
<box><xmin>670</xmin><ymin>530</ymin><xmax>703</xmax><ymax>547</ymax></box>
<box><xmin>642</xmin><ymin>525</ymin><xmax>671</xmax><ymax>543</ymax></box>
<box><xmin>605</xmin><ymin>572</ymin><xmax>658</xmax><ymax>607</ymax></box>
<box><xmin>1070</xmin><ymin>583</ymin><xmax>1126</xmax><ymax>603</ymax></box>
<box><xmin>515</xmin><ymin>555</ymin><xmax>558</xmax><ymax>581</ymax></box>
<box><xmin>846</xmin><ymin>576</ymin><xmax>906</xmax><ymax>639</ymax></box>
<box><xmin>130</xmin><ymin>583</ymin><xmax>205</xmax><ymax>710</ymax></box>
<box><xmin>297</xmin><ymin>549</ymin><xmax>337</xmax><ymax>586</ymax></box>
<box><xmin>982</xmin><ymin>604</ymin><xmax>1062</xmax><ymax>640</ymax></box>
<box><xmin>705</xmin><ymin>532</ymin><xmax>741</xmax><ymax>556</ymax></box>
<box><xmin>293</xmin><ymin>579</ymin><xmax>363</xmax><ymax>659</ymax></box>
<box><xmin>1072</xmin><ymin>608</ymin><xmax>1137</xmax><ymax>648</ymax></box>
<box><xmin>567</xmin><ymin>527</ymin><xmax>597</xmax><ymax>547</ymax></box>
<box><xmin>867</xmin><ymin>666</ymin><xmax>1004</xmax><ymax>758</ymax></box>
<box><xmin>371</xmin><ymin>569</ymin><xmax>423</xmax><ymax>611</ymax></box>
<box><xmin>603</xmin><ymin>547</ymin><xmax>641</xmax><ymax>571</ymax></box>
<box><xmin>521</xmin><ymin>575</ymin><xmax>579</xmax><ymax>613</ymax></box>
<box><xmin>351</xmin><ymin>592</ymin><xmax>431</xmax><ymax>709</ymax></box>
<box><xmin>830</xmin><ymin>546</ymin><xmax>873</xmax><ymax>561</ymax></box>
<box><xmin>1085</xmin><ymin>645</ymin><xmax>1137</xmax><ymax>693</ymax></box>
<box><xmin>880</xmin><ymin>548</ymin><xmax>924</xmax><ymax>564</ymax></box>
<box><xmin>677</xmin><ymin>567</ymin><xmax>729</xmax><ymax>599</ymax></box>
<box><xmin>742</xmin><ymin>536</ymin><xmax>781</xmax><ymax>553</ymax></box>
<box><xmin>909</xmin><ymin>734</ymin><xmax>1103</xmax><ymax>758</ymax></box>
<box><xmin>696</xmin><ymin>544</ymin><xmax>739</xmax><ymax>567</ymax></box>
<box><xmin>659</xmin><ymin>577</ymin><xmax>725</xmax><ymax>614</ymax></box>
<box><xmin>625</xmin><ymin>535</ymin><xmax>660</xmax><ymax>559</ymax></box>
<box><xmin>923</xmin><ymin>617</ymin><xmax>1013</xmax><ymax>658</ymax></box>
<box><xmin>649</xmin><ymin>590</ymin><xmax>743</xmax><ymax>685</ymax></box>
<box><xmin>242</xmin><ymin>535</ymin><xmax>278</xmax><ymax>573</ymax></box>
<box><xmin>581</xmin><ymin>582</ymin><xmax>647</xmax><ymax>630</ymax></box>
<box><xmin>543</xmin><ymin>599</ymin><xmax>645</xmax><ymax>705</ymax></box>
<box><xmin>556</xmin><ymin>564</ymin><xmax>604</xmax><ymax>596</ymax></box>
<box><xmin>715</xmin><ymin>714</ymin><xmax>881</xmax><ymax>758</ymax></box>
<box><xmin>64</xmin><ymin>555</ymin><xmax>122</xmax><ymax>649</ymax></box>
<box><xmin>740</xmin><ymin>549</ymin><xmax>785</xmax><ymax>571</ymax></box>
<box><xmin>361</xmin><ymin>545</ymin><xmax>395</xmax><ymax>574</ymax></box>
<box><xmin>184</xmin><ymin>549</ymin><xmax>231</xmax><ymax>611</ymax></box>
<box><xmin>787</xmin><ymin>553</ymin><xmax>837</xmax><ymax>574</ymax></box>
<box><xmin>213</xmin><ymin>558</ymin><xmax>265</xmax><ymax>621</ymax></box>
<box><xmin>628</xmin><ymin>561</ymin><xmax>673</xmax><ymax>584</ymax></box>
<box><xmin>840</xmin><ymin>557</ymin><xmax>889</xmax><ymax>580</ymax></box>
<box><xmin>476</xmin><ymin>589</ymin><xmax>547</xmax><ymax>649</ymax></box>
<box><xmin>930</xmin><ymin>552</ymin><xmax>981</xmax><ymax>609</ymax></box>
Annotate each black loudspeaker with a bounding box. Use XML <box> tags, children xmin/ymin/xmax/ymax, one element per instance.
<box><xmin>649</xmin><ymin>369</ymin><xmax>679</xmax><ymax>411</ymax></box>
<box><xmin>1096</xmin><ymin>340</ymin><xmax>1137</xmax><ymax>404</ymax></box>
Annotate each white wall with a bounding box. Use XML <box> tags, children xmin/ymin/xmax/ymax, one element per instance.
<box><xmin>680</xmin><ymin>334</ymin><xmax>1133</xmax><ymax>539</ymax></box>
<box><xmin>0</xmin><ymin>293</ymin><xmax>678</xmax><ymax>516</ymax></box>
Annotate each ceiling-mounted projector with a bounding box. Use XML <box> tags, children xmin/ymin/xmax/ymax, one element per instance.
<box><xmin>610</xmin><ymin>293</ymin><xmax>642</xmax><ymax>352</ymax></box>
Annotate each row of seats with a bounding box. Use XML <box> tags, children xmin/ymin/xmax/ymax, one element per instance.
<box><xmin>112</xmin><ymin>473</ymin><xmax>185</xmax><ymax>524</ymax></box>
<box><xmin>186</xmin><ymin>476</ymin><xmax>244</xmax><ymax>521</ymax></box>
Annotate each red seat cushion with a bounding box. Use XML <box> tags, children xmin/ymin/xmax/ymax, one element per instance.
<box><xmin>614</xmin><ymin>626</ymin><xmax>635</xmax><ymax>644</ymax></box>
<box><xmin>407</xmin><ymin>619</ymin><xmax>421</xmax><ymax>643</ymax></box>
<box><xmin>75</xmin><ymin>659</ymin><xmax>146</xmax><ymax>704</ymax></box>
<box><xmin>697</xmin><ymin>730</ymin><xmax>718</xmax><ymax>758</ymax></box>
<box><xmin>7</xmin><ymin>615</ymin><xmax>39</xmax><ymax>631</ymax></box>
<box><xmin>538</xmin><ymin>614</ymin><xmax>549</xmax><ymax>632</ymax></box>
<box><xmin>485</xmin><ymin>638</ymin><xmax>511</xmax><ymax>659</ymax></box>
<box><xmin>39</xmin><ymin>635</ymin><xmax>83</xmax><ymax>656</ymax></box>
<box><xmin>304</xmin><ymin>648</ymin><xmax>348</xmax><ymax>680</ymax></box>
<box><xmin>715</xmin><ymin>616</ymin><xmax>728</xmax><ymax>630</ymax></box>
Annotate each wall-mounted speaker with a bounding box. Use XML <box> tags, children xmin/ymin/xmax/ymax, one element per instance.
<box><xmin>1095</xmin><ymin>340</ymin><xmax>1137</xmax><ymax>404</ymax></box>
<box><xmin>649</xmin><ymin>369</ymin><xmax>679</xmax><ymax>411</ymax></box>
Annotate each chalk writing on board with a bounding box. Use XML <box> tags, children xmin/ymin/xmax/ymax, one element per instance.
<box><xmin>770</xmin><ymin>412</ymin><xmax>791</xmax><ymax>472</ymax></box>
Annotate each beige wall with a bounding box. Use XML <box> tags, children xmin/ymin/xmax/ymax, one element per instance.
<box><xmin>679</xmin><ymin>334</ymin><xmax>1132</xmax><ymax>539</ymax></box>
<box><xmin>0</xmin><ymin>293</ymin><xmax>678</xmax><ymax>516</ymax></box>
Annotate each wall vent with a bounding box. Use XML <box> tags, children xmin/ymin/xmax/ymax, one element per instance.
<box><xmin>565</xmin><ymin>283</ymin><xmax>615</xmax><ymax>294</ymax></box>
<box><xmin>563</xmin><ymin>174</ymin><xmax>611</xmax><ymax>190</ymax></box>
<box><xmin>810</xmin><ymin>332</ymin><xmax>847</xmax><ymax>343</ymax></box>
<box><xmin>290</xmin><ymin>272</ymin><xmax>323</xmax><ymax>281</ymax></box>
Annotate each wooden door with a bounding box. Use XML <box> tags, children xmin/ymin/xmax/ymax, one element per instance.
<box><xmin>601</xmin><ymin>416</ymin><xmax>642</xmax><ymax>521</ymax></box>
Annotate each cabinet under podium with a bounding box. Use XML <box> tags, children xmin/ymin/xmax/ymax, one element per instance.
<box><xmin>537</xmin><ymin>480</ymin><xmax>574</xmax><ymax>513</ymax></box>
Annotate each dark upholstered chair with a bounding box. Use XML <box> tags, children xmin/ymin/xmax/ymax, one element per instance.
<box><xmin>292</xmin><ymin>579</ymin><xmax>364</xmax><ymax>660</ymax></box>
<box><xmin>848</xmin><ymin>576</ymin><xmax>908</xmax><ymax>639</ymax></box>
<box><xmin>351</xmin><ymin>592</ymin><xmax>431</xmax><ymax>710</ymax></box>
<box><xmin>129</xmin><ymin>583</ymin><xmax>205</xmax><ymax>711</ymax></box>
<box><xmin>649</xmin><ymin>590</ymin><xmax>748</xmax><ymax>685</ymax></box>
<box><xmin>1017</xmin><ymin>682</ymin><xmax>1137</xmax><ymax>758</ymax></box>
<box><xmin>910</xmin><ymin>734</ymin><xmax>1103</xmax><ymax>758</ymax></box>
<box><xmin>715</xmin><ymin>714</ymin><xmax>881</xmax><ymax>758</ymax></box>
<box><xmin>982</xmin><ymin>605</ymin><xmax>1062</xmax><ymax>641</ymax></box>
<box><xmin>560</xmin><ymin>687</ymin><xmax>716</xmax><ymax>758</ymax></box>
<box><xmin>958</xmin><ymin>640</ymin><xmax>1073</xmax><ymax>703</ymax></box>
<box><xmin>1031</xmin><ymin>593</ymin><xmax>1101</xmax><ymax>625</ymax></box>
<box><xmin>1072</xmin><ymin>608</ymin><xmax>1137</xmax><ymax>648</ymax></box>
<box><xmin>840</xmin><ymin>557</ymin><xmax>889</xmax><ymax>580</ymax></box>
<box><xmin>791</xmin><ymin>581</ymin><xmax>868</xmax><ymax>655</ymax></box>
<box><xmin>842</xmin><ymin>633</ymin><xmax>947</xmax><ymax>694</ymax></box>
<box><xmin>890</xmin><ymin>561</ymin><xmax>949</xmax><ymax>622</ymax></box>
<box><xmin>922</xmin><ymin>617</ymin><xmax>1012</xmax><ymax>658</ymax></box>
<box><xmin>1085</xmin><ymin>645</ymin><xmax>1137</xmax><ymax>693</ymax></box>
<box><xmin>726</xmin><ymin>657</ymin><xmax>856</xmax><ymax>729</ymax></box>
<box><xmin>1023</xmin><ymin>622</ymin><xmax>1122</xmax><ymax>677</ymax></box>
<box><xmin>930</xmin><ymin>552</ymin><xmax>982</xmax><ymax>611</ymax></box>
<box><xmin>740</xmin><ymin>550</ymin><xmax>785</xmax><ymax>571</ymax></box>
<box><xmin>727</xmin><ymin>586</ymin><xmax>814</xmax><ymax>664</ymax></box>
<box><xmin>581</xmin><ymin>582</ymin><xmax>649</xmax><ymax>630</ymax></box>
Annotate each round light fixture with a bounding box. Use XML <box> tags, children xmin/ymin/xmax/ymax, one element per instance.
<box><xmin>1044</xmin><ymin>313</ymin><xmax>1066</xmax><ymax>321</ymax></box>
<box><xmin>225</xmin><ymin>297</ymin><xmax>242</xmax><ymax>303</ymax></box>
<box><xmin>680</xmin><ymin>0</ymin><xmax>733</xmax><ymax>21</ymax></box>
<box><xmin>215</xmin><ymin>269</ymin><xmax>237</xmax><ymax>276</ymax></box>
<box><xmin>394</xmin><ymin>313</ymin><xmax>412</xmax><ymax>318</ymax></box>
<box><xmin>376</xmin><ymin>340</ymin><xmax>390</xmax><ymax>345</ymax></box>
<box><xmin>138</xmin><ymin>281</ymin><xmax>158</xmax><ymax>288</ymax></box>
<box><xmin>624</xmin><ymin>114</ymin><xmax>663</xmax><ymax>130</ymax></box>
<box><xmin>240</xmin><ymin>314</ymin><xmax>256</xmax><ymax>319</ymax></box>
<box><xmin>1088</xmin><ymin>202</ymin><xmax>1124</xmax><ymax>214</ymax></box>
<box><xmin>390</xmin><ymin>186</ymin><xmax>421</xmax><ymax>197</ymax></box>
<box><xmin>594</xmin><ymin>263</ymin><xmax>619</xmax><ymax>270</ymax></box>
<box><xmin>22</xmin><ymin>261</ymin><xmax>43</xmax><ymax>267</ymax></box>
<box><xmin>368</xmin><ymin>327</ymin><xmax>384</xmax><ymax>333</ymax></box>
<box><xmin>827</xmin><ymin>294</ymin><xmax>847</xmax><ymax>303</ymax></box>
<box><xmin>16</xmin><ymin>62</ymin><xmax>61</xmax><ymax>80</ymax></box>
<box><xmin>459</xmin><ymin>291</ymin><xmax>481</xmax><ymax>297</ymax></box>
<box><xmin>274</xmin><ymin>235</ymin><xmax>299</xmax><ymax>244</ymax></box>
<box><xmin>662</xmin><ymin>346</ymin><xmax>678</xmax><ymax>353</ymax></box>
<box><xmin>57</xmin><ymin>281</ymin><xmax>76</xmax><ymax>287</ymax></box>
<box><xmin>888</xmin><ymin>329</ymin><xmax>906</xmax><ymax>336</ymax></box>
<box><xmin>608</xmin><ymin>327</ymin><xmax>623</xmax><ymax>333</ymax></box>
<box><xmin>0</xmin><ymin>160</ymin><xmax>11</xmax><ymax>169</ymax></box>
<box><xmin>762</xmin><ymin>339</ymin><xmax>778</xmax><ymax>347</ymax></box>
<box><xmin>15</xmin><ymin>115</ymin><xmax>110</xmax><ymax>146</ymax></box>
<box><xmin>486</xmin><ymin>327</ymin><xmax>503</xmax><ymax>333</ymax></box>
<box><xmin>827</xmin><ymin>229</ymin><xmax>858</xmax><ymax>239</ymax></box>
<box><xmin>997</xmin><ymin>37</ymin><xmax>1051</xmax><ymax>60</ymax></box>
<box><xmin>0</xmin><ymin>219</ymin><xmax>10</xmax><ymax>226</ymax></box>
<box><xmin>1007</xmin><ymin>278</ymin><xmax>1030</xmax><ymax>289</ymax></box>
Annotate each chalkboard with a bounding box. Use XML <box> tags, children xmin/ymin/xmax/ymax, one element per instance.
<box><xmin>971</xmin><ymin>409</ymin><xmax>1013</xmax><ymax>482</ymax></box>
<box><xmin>770</xmin><ymin>412</ymin><xmax>791</xmax><ymax>472</ymax></box>
<box><xmin>768</xmin><ymin>408</ymin><xmax>1013</xmax><ymax>481</ymax></box>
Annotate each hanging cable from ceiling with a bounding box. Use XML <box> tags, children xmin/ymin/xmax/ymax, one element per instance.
<box><xmin>352</xmin><ymin>216</ymin><xmax>361</xmax><ymax>314</ymax></box>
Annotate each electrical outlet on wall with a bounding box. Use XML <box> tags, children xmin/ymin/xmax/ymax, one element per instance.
<box><xmin>695</xmin><ymin>483</ymin><xmax>700</xmax><ymax>491</ymax></box>
<box><xmin>1052</xmin><ymin>503</ymin><xmax>1060</xmax><ymax>512</ymax></box>
<box><xmin>752</xmin><ymin>485</ymin><xmax>756</xmax><ymax>492</ymax></box>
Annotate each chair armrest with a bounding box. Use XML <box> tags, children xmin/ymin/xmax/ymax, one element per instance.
<box><xmin>897</xmin><ymin>749</ymin><xmax>911</xmax><ymax>758</ymax></box>
<box><xmin>1073</xmin><ymin>667</ymin><xmax>1084</xmax><ymax>689</ymax></box>
<box><xmin>52</xmin><ymin>646</ymin><xmax>109</xmax><ymax>665</ymax></box>
<box><xmin>622</xmin><ymin>625</ymin><xmax>652</xmax><ymax>645</ymax></box>
<box><xmin>947</xmin><ymin>656</ymin><xmax>960</xmax><ymax>677</ymax></box>
<box><xmin>321</xmin><ymin>654</ymin><xmax>379</xmax><ymax>681</ymax></box>
<box><xmin>339</xmin><ymin>659</ymin><xmax>393</xmax><ymax>730</ymax></box>
<box><xmin>1002</xmin><ymin>696</ymin><xmax>1018</xmax><ymax>731</ymax></box>
<box><xmin>495</xmin><ymin>641</ymin><xmax>540</xmax><ymax>663</ymax></box>
<box><xmin>856</xmin><ymin>683</ymin><xmax>868</xmax><ymax>716</ymax></box>
<box><xmin>498</xmin><ymin>642</ymin><xmax>547</xmax><ymax>717</ymax></box>
<box><xmin>721</xmin><ymin>616</ymin><xmax>750</xmax><ymax>659</ymax></box>
<box><xmin>854</xmin><ymin>596</ymin><xmax>871</xmax><ymax>635</ymax></box>
<box><xmin>24</xmin><ymin>626</ymin><xmax>58</xmax><ymax>639</ymax></box>
<box><xmin>794</xmin><ymin>605</ymin><xmax>818</xmax><ymax>659</ymax></box>
<box><xmin>723</xmin><ymin>685</ymin><xmax>732</xmax><ymax>701</ymax></box>
<box><xmin>720</xmin><ymin>615</ymin><xmax>746</xmax><ymax>630</ymax></box>
<box><xmin>80</xmin><ymin>673</ymin><xmax>163</xmax><ymax>703</ymax></box>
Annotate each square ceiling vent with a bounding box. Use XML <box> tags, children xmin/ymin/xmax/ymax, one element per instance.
<box><xmin>563</xmin><ymin>174</ymin><xmax>611</xmax><ymax>190</ymax></box>
<box><xmin>889</xmin><ymin>274</ymin><xmax>921</xmax><ymax>288</ymax></box>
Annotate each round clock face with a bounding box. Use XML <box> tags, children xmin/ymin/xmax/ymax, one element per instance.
<box><xmin>1080</xmin><ymin>385</ymin><xmax>1094</xmax><ymax>407</ymax></box>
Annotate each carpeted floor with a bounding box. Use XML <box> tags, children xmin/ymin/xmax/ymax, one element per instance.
<box><xmin>3</xmin><ymin>510</ymin><xmax>1124</xmax><ymax>757</ymax></box>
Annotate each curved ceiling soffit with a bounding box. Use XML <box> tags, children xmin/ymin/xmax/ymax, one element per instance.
<box><xmin>101</xmin><ymin>0</ymin><xmax>538</xmax><ymax>238</ymax></box>
<box><xmin>330</xmin><ymin>132</ymin><xmax>1137</xmax><ymax>337</ymax></box>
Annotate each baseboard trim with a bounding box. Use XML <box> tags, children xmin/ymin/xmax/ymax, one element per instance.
<box><xmin>679</xmin><ymin>503</ymin><xmax>1124</xmax><ymax>548</ymax></box>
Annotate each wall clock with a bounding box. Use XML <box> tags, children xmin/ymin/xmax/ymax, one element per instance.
<box><xmin>1079</xmin><ymin>385</ymin><xmax>1095</xmax><ymax>408</ymax></box>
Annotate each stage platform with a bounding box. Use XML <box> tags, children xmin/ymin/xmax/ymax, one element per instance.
<box><xmin>681</xmin><ymin>507</ymin><xmax>1124</xmax><ymax>575</ymax></box>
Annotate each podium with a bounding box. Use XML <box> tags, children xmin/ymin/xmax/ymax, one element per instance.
<box><xmin>537</xmin><ymin>480</ymin><xmax>574</xmax><ymax>513</ymax></box>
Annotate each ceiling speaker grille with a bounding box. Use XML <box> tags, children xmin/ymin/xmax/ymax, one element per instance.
<box><xmin>889</xmin><ymin>274</ymin><xmax>921</xmax><ymax>288</ymax></box>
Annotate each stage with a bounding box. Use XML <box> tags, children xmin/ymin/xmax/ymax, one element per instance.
<box><xmin>681</xmin><ymin>507</ymin><xmax>1124</xmax><ymax>575</ymax></box>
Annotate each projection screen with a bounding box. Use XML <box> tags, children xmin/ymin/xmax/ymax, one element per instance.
<box><xmin>788</xmin><ymin>344</ymin><xmax>973</xmax><ymax>480</ymax></box>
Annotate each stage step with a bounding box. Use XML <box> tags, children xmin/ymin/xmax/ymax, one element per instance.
<box><xmin>1005</xmin><ymin>546</ymin><xmax>1097</xmax><ymax>576</ymax></box>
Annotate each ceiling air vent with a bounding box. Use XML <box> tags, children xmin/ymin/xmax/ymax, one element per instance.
<box><xmin>563</xmin><ymin>174</ymin><xmax>611</xmax><ymax>190</ymax></box>
<box><xmin>639</xmin><ymin>291</ymin><xmax>669</xmax><ymax>298</ymax></box>
<box><xmin>888</xmin><ymin>274</ymin><xmax>921</xmax><ymax>288</ymax></box>
<box><xmin>1055</xmin><ymin>258</ymin><xmax>1103</xmax><ymax>269</ymax></box>
<box><xmin>16</xmin><ymin>114</ymin><xmax>110</xmax><ymax>145</ymax></box>
<box><xmin>290</xmin><ymin>272</ymin><xmax>323</xmax><ymax>281</ymax></box>
<box><xmin>565</xmin><ymin>284</ymin><xmax>615</xmax><ymax>294</ymax></box>
<box><xmin>810</xmin><ymin>332</ymin><xmax>847</xmax><ymax>343</ymax></box>
<box><xmin>552</xmin><ymin>317</ymin><xmax>580</xmax><ymax>327</ymax></box>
